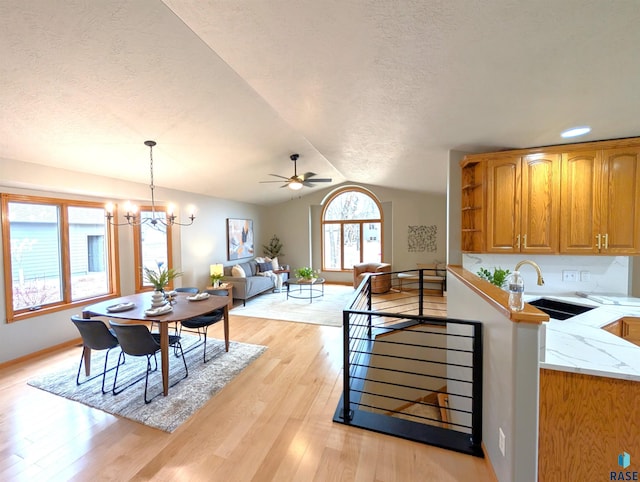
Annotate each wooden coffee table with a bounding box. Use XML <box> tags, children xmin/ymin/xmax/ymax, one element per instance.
<box><xmin>285</xmin><ymin>278</ymin><xmax>325</xmax><ymax>303</ymax></box>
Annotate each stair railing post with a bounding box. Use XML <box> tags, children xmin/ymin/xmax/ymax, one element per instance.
<box><xmin>342</xmin><ymin>309</ymin><xmax>352</xmax><ymax>422</ymax></box>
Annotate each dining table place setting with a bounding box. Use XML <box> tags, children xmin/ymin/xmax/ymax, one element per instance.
<box><xmin>186</xmin><ymin>292</ymin><xmax>210</xmax><ymax>301</ymax></box>
<box><xmin>144</xmin><ymin>304</ymin><xmax>173</xmax><ymax>316</ymax></box>
<box><xmin>106</xmin><ymin>302</ymin><xmax>136</xmax><ymax>313</ymax></box>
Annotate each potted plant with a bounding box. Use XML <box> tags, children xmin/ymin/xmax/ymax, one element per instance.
<box><xmin>210</xmin><ymin>271</ymin><xmax>224</xmax><ymax>288</ymax></box>
<box><xmin>477</xmin><ymin>267</ymin><xmax>511</xmax><ymax>289</ymax></box>
<box><xmin>263</xmin><ymin>234</ymin><xmax>284</xmax><ymax>259</ymax></box>
<box><xmin>294</xmin><ymin>266</ymin><xmax>317</xmax><ymax>282</ymax></box>
<box><xmin>143</xmin><ymin>266</ymin><xmax>183</xmax><ymax>292</ymax></box>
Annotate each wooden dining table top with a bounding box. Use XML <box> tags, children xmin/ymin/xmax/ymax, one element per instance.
<box><xmin>82</xmin><ymin>291</ymin><xmax>229</xmax><ymax>322</ymax></box>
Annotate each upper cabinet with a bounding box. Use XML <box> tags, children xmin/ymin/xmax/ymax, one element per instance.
<box><xmin>461</xmin><ymin>138</ymin><xmax>640</xmax><ymax>255</ymax></box>
<box><xmin>461</xmin><ymin>161</ymin><xmax>485</xmax><ymax>253</ymax></box>
<box><xmin>561</xmin><ymin>146</ymin><xmax>640</xmax><ymax>254</ymax></box>
<box><xmin>486</xmin><ymin>153</ymin><xmax>560</xmax><ymax>253</ymax></box>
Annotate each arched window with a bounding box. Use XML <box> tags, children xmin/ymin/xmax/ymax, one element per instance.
<box><xmin>321</xmin><ymin>187</ymin><xmax>383</xmax><ymax>271</ymax></box>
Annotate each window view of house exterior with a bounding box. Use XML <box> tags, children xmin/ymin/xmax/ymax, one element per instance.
<box><xmin>322</xmin><ymin>189</ymin><xmax>383</xmax><ymax>271</ymax></box>
<box><xmin>134</xmin><ymin>208</ymin><xmax>172</xmax><ymax>291</ymax></box>
<box><xmin>2</xmin><ymin>195</ymin><xmax>115</xmax><ymax>321</ymax></box>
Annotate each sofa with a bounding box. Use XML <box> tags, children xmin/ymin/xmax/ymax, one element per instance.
<box><xmin>353</xmin><ymin>262</ymin><xmax>392</xmax><ymax>294</ymax></box>
<box><xmin>222</xmin><ymin>258</ymin><xmax>288</xmax><ymax>306</ymax></box>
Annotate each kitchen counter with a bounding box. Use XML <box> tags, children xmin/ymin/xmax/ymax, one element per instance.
<box><xmin>527</xmin><ymin>294</ymin><xmax>640</xmax><ymax>382</ymax></box>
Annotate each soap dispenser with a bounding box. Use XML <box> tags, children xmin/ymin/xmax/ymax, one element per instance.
<box><xmin>508</xmin><ymin>270</ymin><xmax>525</xmax><ymax>311</ymax></box>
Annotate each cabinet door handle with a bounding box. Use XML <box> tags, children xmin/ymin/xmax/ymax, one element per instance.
<box><xmin>516</xmin><ymin>234</ymin><xmax>520</xmax><ymax>249</ymax></box>
<box><xmin>603</xmin><ymin>233</ymin><xmax>609</xmax><ymax>250</ymax></box>
<box><xmin>596</xmin><ymin>233</ymin><xmax>601</xmax><ymax>250</ymax></box>
<box><xmin>523</xmin><ymin>234</ymin><xmax>527</xmax><ymax>249</ymax></box>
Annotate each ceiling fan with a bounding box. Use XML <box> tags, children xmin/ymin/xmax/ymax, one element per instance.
<box><xmin>260</xmin><ymin>154</ymin><xmax>332</xmax><ymax>191</ymax></box>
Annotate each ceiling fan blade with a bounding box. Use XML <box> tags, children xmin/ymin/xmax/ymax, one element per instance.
<box><xmin>302</xmin><ymin>181</ymin><xmax>317</xmax><ymax>188</ymax></box>
<box><xmin>259</xmin><ymin>180</ymin><xmax>288</xmax><ymax>183</ymax></box>
<box><xmin>300</xmin><ymin>172</ymin><xmax>316</xmax><ymax>180</ymax></box>
<box><xmin>306</xmin><ymin>178</ymin><xmax>332</xmax><ymax>183</ymax></box>
<box><xmin>268</xmin><ymin>173</ymin><xmax>290</xmax><ymax>180</ymax></box>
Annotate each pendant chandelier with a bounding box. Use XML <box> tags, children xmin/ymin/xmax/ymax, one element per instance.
<box><xmin>106</xmin><ymin>140</ymin><xmax>196</xmax><ymax>227</ymax></box>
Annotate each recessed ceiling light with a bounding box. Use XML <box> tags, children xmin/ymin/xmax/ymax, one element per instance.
<box><xmin>561</xmin><ymin>126</ymin><xmax>591</xmax><ymax>138</ymax></box>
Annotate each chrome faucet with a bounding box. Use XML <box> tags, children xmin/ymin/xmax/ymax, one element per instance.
<box><xmin>514</xmin><ymin>260</ymin><xmax>545</xmax><ymax>286</ymax></box>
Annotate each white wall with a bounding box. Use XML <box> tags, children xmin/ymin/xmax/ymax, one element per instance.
<box><xmin>261</xmin><ymin>182</ymin><xmax>447</xmax><ymax>283</ymax></box>
<box><xmin>448</xmin><ymin>274</ymin><xmax>540</xmax><ymax>482</ymax></box>
<box><xmin>462</xmin><ymin>253</ymin><xmax>630</xmax><ymax>296</ymax></box>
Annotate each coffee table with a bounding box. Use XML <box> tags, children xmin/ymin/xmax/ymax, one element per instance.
<box><xmin>286</xmin><ymin>277</ymin><xmax>325</xmax><ymax>303</ymax></box>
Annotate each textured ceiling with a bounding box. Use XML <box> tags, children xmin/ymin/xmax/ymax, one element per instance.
<box><xmin>1</xmin><ymin>1</ymin><xmax>640</xmax><ymax>205</ymax></box>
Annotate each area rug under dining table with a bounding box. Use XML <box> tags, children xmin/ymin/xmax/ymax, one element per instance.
<box><xmin>27</xmin><ymin>335</ymin><xmax>266</xmax><ymax>432</ymax></box>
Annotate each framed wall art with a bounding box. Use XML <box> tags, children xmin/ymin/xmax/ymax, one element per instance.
<box><xmin>227</xmin><ymin>218</ymin><xmax>254</xmax><ymax>260</ymax></box>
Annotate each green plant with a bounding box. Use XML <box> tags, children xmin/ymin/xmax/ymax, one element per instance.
<box><xmin>143</xmin><ymin>266</ymin><xmax>183</xmax><ymax>291</ymax></box>
<box><xmin>209</xmin><ymin>272</ymin><xmax>224</xmax><ymax>286</ymax></box>
<box><xmin>263</xmin><ymin>234</ymin><xmax>284</xmax><ymax>258</ymax></box>
<box><xmin>477</xmin><ymin>267</ymin><xmax>511</xmax><ymax>288</ymax></box>
<box><xmin>294</xmin><ymin>266</ymin><xmax>317</xmax><ymax>280</ymax></box>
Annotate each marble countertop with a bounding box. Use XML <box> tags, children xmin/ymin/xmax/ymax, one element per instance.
<box><xmin>526</xmin><ymin>294</ymin><xmax>640</xmax><ymax>382</ymax></box>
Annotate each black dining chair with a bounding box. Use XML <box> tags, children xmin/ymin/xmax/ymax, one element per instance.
<box><xmin>175</xmin><ymin>287</ymin><xmax>199</xmax><ymax>294</ymax></box>
<box><xmin>109</xmin><ymin>321</ymin><xmax>188</xmax><ymax>404</ymax></box>
<box><xmin>70</xmin><ymin>315</ymin><xmax>121</xmax><ymax>394</ymax></box>
<box><xmin>178</xmin><ymin>288</ymin><xmax>228</xmax><ymax>363</ymax></box>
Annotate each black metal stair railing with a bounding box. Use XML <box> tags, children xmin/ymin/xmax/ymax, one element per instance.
<box><xmin>333</xmin><ymin>269</ymin><xmax>484</xmax><ymax>458</ymax></box>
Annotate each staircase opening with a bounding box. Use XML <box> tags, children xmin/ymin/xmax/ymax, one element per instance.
<box><xmin>333</xmin><ymin>269</ymin><xmax>483</xmax><ymax>457</ymax></box>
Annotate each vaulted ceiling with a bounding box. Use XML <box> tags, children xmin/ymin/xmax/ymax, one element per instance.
<box><xmin>2</xmin><ymin>1</ymin><xmax>639</xmax><ymax>205</ymax></box>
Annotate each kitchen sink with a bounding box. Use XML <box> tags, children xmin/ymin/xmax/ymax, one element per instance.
<box><xmin>528</xmin><ymin>298</ymin><xmax>595</xmax><ymax>320</ymax></box>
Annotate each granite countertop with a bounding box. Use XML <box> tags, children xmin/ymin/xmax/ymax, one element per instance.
<box><xmin>525</xmin><ymin>294</ymin><xmax>640</xmax><ymax>382</ymax></box>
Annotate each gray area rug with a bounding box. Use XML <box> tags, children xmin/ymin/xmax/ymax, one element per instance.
<box><xmin>28</xmin><ymin>335</ymin><xmax>266</xmax><ymax>432</ymax></box>
<box><xmin>231</xmin><ymin>283</ymin><xmax>354</xmax><ymax>326</ymax></box>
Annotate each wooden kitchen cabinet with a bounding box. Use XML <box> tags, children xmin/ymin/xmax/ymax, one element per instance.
<box><xmin>486</xmin><ymin>153</ymin><xmax>560</xmax><ymax>253</ymax></box>
<box><xmin>461</xmin><ymin>137</ymin><xmax>640</xmax><ymax>255</ymax></box>
<box><xmin>460</xmin><ymin>160</ymin><xmax>485</xmax><ymax>252</ymax></box>
<box><xmin>622</xmin><ymin>317</ymin><xmax>640</xmax><ymax>346</ymax></box>
<box><xmin>560</xmin><ymin>146</ymin><xmax>640</xmax><ymax>254</ymax></box>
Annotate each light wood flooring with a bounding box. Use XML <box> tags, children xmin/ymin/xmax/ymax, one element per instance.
<box><xmin>1</xmin><ymin>304</ymin><xmax>497</xmax><ymax>481</ymax></box>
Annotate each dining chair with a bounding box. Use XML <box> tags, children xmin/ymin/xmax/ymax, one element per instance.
<box><xmin>109</xmin><ymin>321</ymin><xmax>188</xmax><ymax>404</ymax></box>
<box><xmin>178</xmin><ymin>288</ymin><xmax>228</xmax><ymax>363</ymax></box>
<box><xmin>70</xmin><ymin>315</ymin><xmax>121</xmax><ymax>394</ymax></box>
<box><xmin>175</xmin><ymin>287</ymin><xmax>199</xmax><ymax>294</ymax></box>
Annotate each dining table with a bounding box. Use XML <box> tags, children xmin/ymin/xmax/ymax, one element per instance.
<box><xmin>82</xmin><ymin>290</ymin><xmax>230</xmax><ymax>396</ymax></box>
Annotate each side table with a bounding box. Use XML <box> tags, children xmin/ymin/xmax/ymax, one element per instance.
<box><xmin>206</xmin><ymin>282</ymin><xmax>233</xmax><ymax>310</ymax></box>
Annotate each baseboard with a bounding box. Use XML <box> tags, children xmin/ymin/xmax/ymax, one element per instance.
<box><xmin>0</xmin><ymin>337</ymin><xmax>81</xmax><ymax>369</ymax></box>
<box><xmin>481</xmin><ymin>442</ymin><xmax>500</xmax><ymax>482</ymax></box>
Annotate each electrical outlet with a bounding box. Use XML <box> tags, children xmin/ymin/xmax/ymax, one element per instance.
<box><xmin>580</xmin><ymin>271</ymin><xmax>591</xmax><ymax>282</ymax></box>
<box><xmin>562</xmin><ymin>270</ymin><xmax>578</xmax><ymax>282</ymax></box>
<box><xmin>499</xmin><ymin>427</ymin><xmax>506</xmax><ymax>456</ymax></box>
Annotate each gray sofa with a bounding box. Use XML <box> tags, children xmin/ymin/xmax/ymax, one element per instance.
<box><xmin>223</xmin><ymin>259</ymin><xmax>288</xmax><ymax>306</ymax></box>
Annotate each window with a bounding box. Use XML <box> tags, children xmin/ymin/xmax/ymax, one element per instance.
<box><xmin>321</xmin><ymin>188</ymin><xmax>383</xmax><ymax>271</ymax></box>
<box><xmin>133</xmin><ymin>207</ymin><xmax>174</xmax><ymax>292</ymax></box>
<box><xmin>2</xmin><ymin>194</ymin><xmax>118</xmax><ymax>322</ymax></box>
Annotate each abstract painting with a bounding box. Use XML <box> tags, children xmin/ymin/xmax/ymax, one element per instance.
<box><xmin>227</xmin><ymin>218</ymin><xmax>254</xmax><ymax>260</ymax></box>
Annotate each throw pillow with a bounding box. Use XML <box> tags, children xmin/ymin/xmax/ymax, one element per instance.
<box><xmin>257</xmin><ymin>262</ymin><xmax>273</xmax><ymax>273</ymax></box>
<box><xmin>231</xmin><ymin>264</ymin><xmax>246</xmax><ymax>278</ymax></box>
<box><xmin>271</xmin><ymin>257</ymin><xmax>280</xmax><ymax>270</ymax></box>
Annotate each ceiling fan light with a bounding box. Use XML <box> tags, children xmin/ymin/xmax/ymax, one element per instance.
<box><xmin>288</xmin><ymin>180</ymin><xmax>303</xmax><ymax>191</ymax></box>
